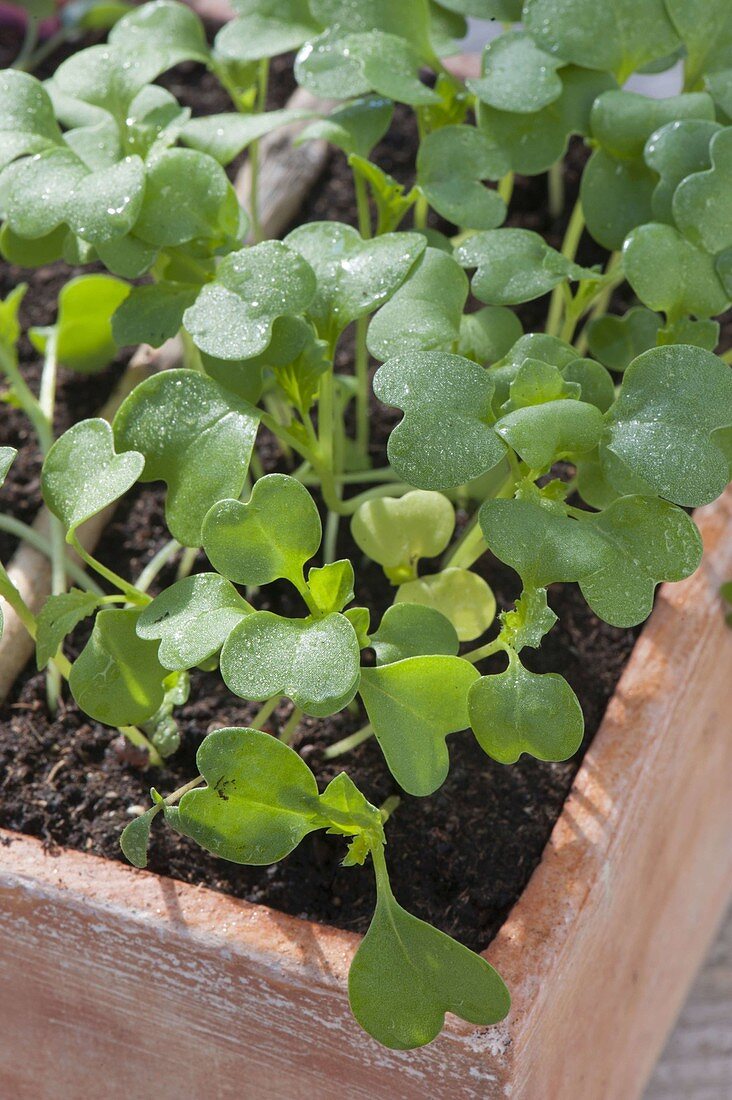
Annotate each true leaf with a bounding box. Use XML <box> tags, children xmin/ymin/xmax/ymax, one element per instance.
<box><xmin>221</xmin><ymin>612</ymin><xmax>361</xmax><ymax>716</ymax></box>
<box><xmin>416</xmin><ymin>125</ymin><xmax>507</xmax><ymax>229</ymax></box>
<box><xmin>370</xmin><ymin>602</ymin><xmax>459</xmax><ymax>665</ymax></box>
<box><xmin>358</xmin><ymin>655</ymin><xmax>479</xmax><ymax>795</ymax></box>
<box><xmin>468</xmin><ymin>30</ymin><xmax>563</xmax><ymax>113</ymax></box>
<box><xmin>455</xmin><ymin>229</ymin><xmax>597</xmax><ymax>306</ymax></box>
<box><xmin>602</xmin><ymin>344</ymin><xmax>732</xmax><ymax>506</ymax></box>
<box><xmin>295</xmin><ymin>29</ymin><xmax>439</xmax><ymax>106</ymax></box>
<box><xmin>203</xmin><ymin>474</ymin><xmax>321</xmax><ymax>588</ymax></box>
<box><xmin>499</xmin><ymin>586</ymin><xmax>557</xmax><ymax>651</ymax></box>
<box><xmin>285</xmin><ymin>222</ymin><xmax>424</xmax><ymax>341</ymax></box>
<box><xmin>35</xmin><ymin>588</ymin><xmax>102</xmax><ymax>670</ymax></box>
<box><xmin>306</xmin><ymin>560</ymin><xmax>355</xmax><ymax>616</ymax></box>
<box><xmin>183</xmin><ymin>241</ymin><xmax>316</xmax><ymax>360</ymax></box>
<box><xmin>172</xmin><ymin>727</ymin><xmax>326</xmax><ymax>863</ymax></box>
<box><xmin>496</xmin><ymin>399</ymin><xmax>603</xmax><ymax>471</ymax></box>
<box><xmin>42</xmin><ymin>418</ymin><xmax>144</xmax><ymax>536</ymax></box>
<box><xmin>622</xmin><ymin>223</ymin><xmax>729</xmax><ymax>319</ymax></box>
<box><xmin>395</xmin><ymin>567</ymin><xmax>496</xmax><ymax>642</ymax></box>
<box><xmin>561</xmin><ymin>359</ymin><xmax>616</xmax><ymax>413</ymax></box>
<box><xmin>373</xmin><ymin>352</ymin><xmax>506</xmax><ymax>490</ymax></box>
<box><xmin>136</xmin><ymin>573</ymin><xmax>251</xmax><ymax>670</ymax></box>
<box><xmin>350</xmin><ymin>489</ymin><xmax>455</xmax><ymax>583</ymax></box>
<box><xmin>114</xmin><ymin>369</ymin><xmax>259</xmax><ymax>546</ymax></box>
<box><xmin>69</xmin><ymin>608</ymin><xmax>166</xmax><ymax>726</ymax></box>
<box><xmin>468</xmin><ymin>658</ymin><xmax>584</xmax><ymax>764</ymax></box>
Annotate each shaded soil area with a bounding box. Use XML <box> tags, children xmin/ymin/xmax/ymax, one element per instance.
<box><xmin>0</xmin><ymin>37</ymin><xmax>715</xmax><ymax>949</ymax></box>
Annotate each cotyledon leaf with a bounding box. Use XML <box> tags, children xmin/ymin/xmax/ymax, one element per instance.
<box><xmin>395</xmin><ymin>568</ymin><xmax>496</xmax><ymax>642</ymax></box>
<box><xmin>369</xmin><ymin>603</ymin><xmax>459</xmax><ymax>666</ymax></box>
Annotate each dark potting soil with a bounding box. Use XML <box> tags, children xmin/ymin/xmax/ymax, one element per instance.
<box><xmin>0</xmin><ymin>46</ymin><xmax>723</xmax><ymax>951</ymax></box>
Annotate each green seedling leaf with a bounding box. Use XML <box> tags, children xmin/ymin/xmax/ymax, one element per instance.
<box><xmin>496</xmin><ymin>399</ymin><xmax>604</xmax><ymax>471</ymax></box>
<box><xmin>96</xmin><ymin>235</ymin><xmax>157</xmax><ymax>279</ymax></box>
<box><xmin>395</xmin><ymin>567</ymin><xmax>496</xmax><ymax>642</ymax></box>
<box><xmin>416</xmin><ymin>125</ymin><xmax>507</xmax><ymax>229</ymax></box>
<box><xmin>214</xmin><ymin>0</ymin><xmax>321</xmax><ymax>62</ymax></box>
<box><xmin>367</xmin><ymin>248</ymin><xmax>468</xmax><ymax>361</ymax></box>
<box><xmin>673</xmin><ymin>129</ymin><xmax>732</xmax><ymax>256</ymax></box>
<box><xmin>2</xmin><ymin>147</ymin><xmax>87</xmax><ymax>239</ymax></box>
<box><xmin>370</xmin><ymin>602</ymin><xmax>459</xmax><ymax>665</ymax></box>
<box><xmin>221</xmin><ymin>611</ymin><xmax>361</xmax><ymax>717</ymax></box>
<box><xmin>476</xmin><ymin>66</ymin><xmax>615</xmax><ymax>176</ymax></box>
<box><xmin>455</xmin><ymin>229</ymin><xmax>597</xmax><ymax>307</ymax></box>
<box><xmin>562</xmin><ymin>359</ymin><xmax>616</xmax><ymax>413</ymax></box>
<box><xmin>499</xmin><ymin>586</ymin><xmax>557</xmax><ymax>651</ymax></box>
<box><xmin>272</xmin><ymin>326</ymin><xmax>330</xmax><ymax>415</ymax></box>
<box><xmin>296</xmin><ymin>96</ymin><xmax>393</xmax><ymax>159</ymax></box>
<box><xmin>349</xmin><ymin>846</ymin><xmax>510</xmax><ymax>1049</ymax></box>
<box><xmin>0</xmin><ymin>70</ymin><xmax>62</xmax><ymax>172</ymax></box>
<box><xmin>319</xmin><ymin>773</ymin><xmax>384</xmax><ymax>864</ymax></box>
<box><xmin>486</xmin><ymin>333</ymin><xmax>585</xmax><ymax>416</ymax></box>
<box><xmin>203</xmin><ymin>474</ymin><xmax>321</xmax><ymax>588</ymax></box>
<box><xmin>296</xmin><ymin>29</ymin><xmax>439</xmax><ymax>106</ymax></box>
<box><xmin>29</xmin><ymin>274</ymin><xmax>129</xmax><ymax>374</ymax></box>
<box><xmin>373</xmin><ymin>352</ymin><xmax>506</xmax><ymax>490</ymax></box>
<box><xmin>42</xmin><ymin>419</ymin><xmax>143</xmax><ymax>537</ymax></box>
<box><xmin>659</xmin><ymin>317</ymin><xmax>720</xmax><ymax>351</ymax></box>
<box><xmin>644</xmin><ymin>119</ymin><xmax>721</xmax><ymax>225</ymax></box>
<box><xmin>351</xmin><ymin>490</ymin><xmax>455</xmax><ymax>584</ymax></box>
<box><xmin>109</xmin><ymin>0</ymin><xmax>209</xmax><ymax>70</ymax></box>
<box><xmin>136</xmin><ymin>573</ymin><xmax>251</xmax><ymax>671</ymax></box>
<box><xmin>602</xmin><ymin>345</ymin><xmax>732</xmax><ymax>507</ymax></box>
<box><xmin>458</xmin><ymin>306</ymin><xmax>523</xmax><ymax>366</ymax></box>
<box><xmin>0</xmin><ymin>448</ymin><xmax>16</xmax><ymax>484</ymax></box>
<box><xmin>133</xmin><ymin>149</ymin><xmax>240</xmax><ymax>248</ymax></box>
<box><xmin>183</xmin><ymin>241</ymin><xmax>315</xmax><ymax>360</ymax></box>
<box><xmin>706</xmin><ymin>70</ymin><xmax>732</xmax><ymax>118</ymax></box>
<box><xmin>524</xmin><ymin>0</ymin><xmax>680</xmax><ymax>81</ymax></box>
<box><xmin>345</xmin><ymin>606</ymin><xmax>371</xmax><ymax>648</ymax></box>
<box><xmin>172</xmin><ymin>727</ymin><xmax>325</xmax><ymax>863</ymax></box>
<box><xmin>587</xmin><ymin>307</ymin><xmax>661</xmax><ymax>372</ymax></box>
<box><xmin>70</xmin><ymin>607</ymin><xmax>167</xmax><ymax>726</ymax></box>
<box><xmin>501</xmin><ymin>359</ymin><xmax>581</xmax><ymax>411</ymax></box>
<box><xmin>468</xmin><ymin>657</ymin><xmax>584</xmax><ymax>764</ymax></box>
<box><xmin>307</xmin><ymin>560</ymin><xmax>355</xmax><ymax>616</ymax></box>
<box><xmin>359</xmin><ymin>655</ymin><xmax>478</xmax><ymax>795</ymax></box>
<box><xmin>438</xmin><ymin>0</ymin><xmax>521</xmax><ymax>16</ymax></box>
<box><xmin>480</xmin><ymin>495</ymin><xmax>703</xmax><ymax>627</ymax></box>
<box><xmin>468</xmin><ymin>30</ymin><xmax>563</xmax><ymax>113</ymax></box>
<box><xmin>575</xmin><ymin>449</ymin><xmax>621</xmax><ymax>511</ymax></box>
<box><xmin>664</xmin><ymin>0</ymin><xmax>732</xmax><ymax>89</ymax></box>
<box><xmin>0</xmin><ymin>224</ymin><xmax>67</xmax><ymax>268</ymax></box>
<box><xmin>119</xmin><ymin>791</ymin><xmax>164</xmax><ymax>869</ymax></box>
<box><xmin>285</xmin><ymin>222</ymin><xmax>424</xmax><ymax>341</ymax></box>
<box><xmin>35</xmin><ymin>588</ymin><xmax>102</xmax><ymax>670</ymax></box>
<box><xmin>348</xmin><ymin>154</ymin><xmax>417</xmax><ymax>235</ymax></box>
<box><xmin>181</xmin><ymin>108</ymin><xmax>315</xmax><ymax>165</ymax></box>
<box><xmin>622</xmin><ymin>223</ymin><xmax>729</xmax><ymax>319</ymax></box>
<box><xmin>65</xmin><ymin>155</ymin><xmax>145</xmax><ymax>245</ymax></box>
<box><xmin>114</xmin><ymin>369</ymin><xmax>259</xmax><ymax>547</ymax></box>
<box><xmin>112</xmin><ymin>282</ymin><xmax>198</xmax><ymax>349</ymax></box>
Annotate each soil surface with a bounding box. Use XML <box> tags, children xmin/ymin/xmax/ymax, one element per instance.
<box><xmin>0</xmin><ymin>35</ymin><xmax>724</xmax><ymax>950</ymax></box>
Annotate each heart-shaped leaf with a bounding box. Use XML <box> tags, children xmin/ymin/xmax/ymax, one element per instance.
<box><xmin>3</xmin><ymin>147</ymin><xmax>87</xmax><ymax>239</ymax></box>
<box><xmin>35</xmin><ymin>588</ymin><xmax>102</xmax><ymax>670</ymax></box>
<box><xmin>455</xmin><ymin>229</ymin><xmax>597</xmax><ymax>306</ymax></box>
<box><xmin>370</xmin><ymin>603</ymin><xmax>459</xmax><ymax>665</ymax></box>
<box><xmin>136</xmin><ymin>573</ymin><xmax>251</xmax><ymax>670</ymax></box>
<box><xmin>587</xmin><ymin>307</ymin><xmax>661</xmax><ymax>372</ymax></box>
<box><xmin>395</xmin><ymin>567</ymin><xmax>496</xmax><ymax>641</ymax></box>
<box><xmin>664</xmin><ymin>0</ymin><xmax>732</xmax><ymax>88</ymax></box>
<box><xmin>349</xmin><ymin>846</ymin><xmax>510</xmax><ymax>1049</ymax></box>
<box><xmin>66</xmin><ymin>155</ymin><xmax>145</xmax><ymax>245</ymax></box>
<box><xmin>134</xmin><ymin>149</ymin><xmax>240</xmax><ymax>248</ymax></box>
<box><xmin>296</xmin><ymin>29</ymin><xmax>439</xmax><ymax>106</ymax></box>
<box><xmin>458</xmin><ymin>306</ymin><xmax>523</xmax><ymax>366</ymax></box>
<box><xmin>416</xmin><ymin>125</ymin><xmax>507</xmax><ymax>229</ymax></box>
<box><xmin>171</xmin><ymin>727</ymin><xmax>326</xmax><ymax>863</ymax></box>
<box><xmin>367</xmin><ymin>247</ymin><xmax>468</xmax><ymax>361</ymax></box>
<box><xmin>69</xmin><ymin>607</ymin><xmax>167</xmax><ymax>726</ymax></box>
<box><xmin>559</xmin><ymin>359</ymin><xmax>616</xmax><ymax>413</ymax></box>
<box><xmin>203</xmin><ymin>474</ymin><xmax>321</xmax><ymax>588</ymax></box>
<box><xmin>183</xmin><ymin>241</ymin><xmax>315</xmax><ymax>360</ymax></box>
<box><xmin>221</xmin><ymin>611</ymin><xmax>361</xmax><ymax>716</ymax></box>
<box><xmin>622</xmin><ymin>223</ymin><xmax>729</xmax><ymax>319</ymax></box>
<box><xmin>644</xmin><ymin>119</ymin><xmax>721</xmax><ymax>224</ymax></box>
<box><xmin>296</xmin><ymin>96</ymin><xmax>394</xmax><ymax>159</ymax></box>
<box><xmin>0</xmin><ymin>70</ymin><xmax>62</xmax><ymax>172</ymax></box>
<box><xmin>215</xmin><ymin>0</ymin><xmax>321</xmax><ymax>62</ymax></box>
<box><xmin>114</xmin><ymin>369</ymin><xmax>259</xmax><ymax>546</ymax></box>
<box><xmin>495</xmin><ymin>399</ymin><xmax>604</xmax><ymax>471</ymax></box>
<box><xmin>476</xmin><ymin>66</ymin><xmax>615</xmax><ymax>175</ymax></box>
<box><xmin>524</xmin><ymin>0</ymin><xmax>680</xmax><ymax>80</ymax></box>
<box><xmin>285</xmin><ymin>222</ymin><xmax>424</xmax><ymax>341</ymax></box>
<box><xmin>468</xmin><ymin>657</ymin><xmax>584</xmax><ymax>764</ymax></box>
<box><xmin>480</xmin><ymin>494</ymin><xmax>703</xmax><ymax>626</ymax></box>
<box><xmin>358</xmin><ymin>655</ymin><xmax>479</xmax><ymax>795</ymax></box>
<box><xmin>109</xmin><ymin>0</ymin><xmax>210</xmax><ymax>71</ymax></box>
<box><xmin>602</xmin><ymin>345</ymin><xmax>732</xmax><ymax>506</ymax></box>
<box><xmin>673</xmin><ymin>128</ymin><xmax>732</xmax><ymax>256</ymax></box>
<box><xmin>373</xmin><ymin>352</ymin><xmax>506</xmax><ymax>490</ymax></box>
<box><xmin>112</xmin><ymin>282</ymin><xmax>199</xmax><ymax>349</ymax></box>
<box><xmin>468</xmin><ymin>30</ymin><xmax>563</xmax><ymax>113</ymax></box>
<box><xmin>351</xmin><ymin>489</ymin><xmax>455</xmax><ymax>583</ymax></box>
<box><xmin>31</xmin><ymin>274</ymin><xmax>130</xmax><ymax>374</ymax></box>
<box><xmin>42</xmin><ymin>419</ymin><xmax>144</xmax><ymax>537</ymax></box>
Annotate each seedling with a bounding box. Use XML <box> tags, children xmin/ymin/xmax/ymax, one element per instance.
<box><xmin>2</xmin><ymin>0</ymin><xmax>732</xmax><ymax>1053</ymax></box>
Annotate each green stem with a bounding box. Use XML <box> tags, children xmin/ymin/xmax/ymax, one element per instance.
<box><xmin>69</xmin><ymin>534</ymin><xmax>150</xmax><ymax>607</ymax></box>
<box><xmin>545</xmin><ymin>199</ymin><xmax>586</xmax><ymax>338</ymax></box>
<box><xmin>19</xmin><ymin>26</ymin><xmax>66</xmax><ymax>73</ymax></box>
<box><xmin>379</xmin><ymin>794</ymin><xmax>400</xmax><ymax>824</ymax></box>
<box><xmin>38</xmin><ymin>330</ymin><xmax>63</xmax><ymax>711</ymax></box>
<box><xmin>354</xmin><ymin>168</ymin><xmax>371</xmax><ymax>238</ymax></box>
<box><xmin>0</xmin><ymin>563</ymin><xmax>37</xmax><ymax>637</ymax></box>
<box><xmin>444</xmin><ymin>516</ymin><xmax>487</xmax><ymax>570</ymax></box>
<box><xmin>354</xmin><ymin>313</ymin><xmax>370</xmax><ymax>458</ymax></box>
<box><xmin>323</xmin><ymin>723</ymin><xmax>374</xmax><ymax>760</ymax></box>
<box><xmin>278</xmin><ymin>706</ymin><xmax>302</xmax><ymax>744</ymax></box>
<box><xmin>0</xmin><ymin>515</ymin><xmax>103</xmax><ymax>592</ymax></box>
<box><xmin>462</xmin><ymin>638</ymin><xmax>507</xmax><ymax>663</ymax></box>
<box><xmin>250</xmin><ymin>695</ymin><xmax>280</xmax><ymax>730</ymax></box>
<box><xmin>413</xmin><ymin>191</ymin><xmax>429</xmax><ymax>231</ymax></box>
<box><xmin>12</xmin><ymin>15</ymin><xmax>39</xmax><ymax>70</ymax></box>
<box><xmin>548</xmin><ymin>161</ymin><xmax>564</xmax><ymax>219</ymax></box>
<box><xmin>249</xmin><ymin>58</ymin><xmax>270</xmax><ymax>244</ymax></box>
<box><xmin>164</xmin><ymin>774</ymin><xmax>204</xmax><ymax>805</ymax></box>
<box><xmin>497</xmin><ymin>171</ymin><xmax>514</xmax><ymax>206</ymax></box>
<box><xmin>0</xmin><ymin>341</ymin><xmax>53</xmax><ymax>454</ymax></box>
<box><xmin>176</xmin><ymin>545</ymin><xmax>199</xmax><ymax>582</ymax></box>
<box><xmin>323</xmin><ymin>509</ymin><xmax>340</xmax><ymax>564</ymax></box>
<box><xmin>136</xmin><ymin>538</ymin><xmax>182</xmax><ymax>594</ymax></box>
<box><xmin>118</xmin><ymin>725</ymin><xmax>164</xmax><ymax>768</ymax></box>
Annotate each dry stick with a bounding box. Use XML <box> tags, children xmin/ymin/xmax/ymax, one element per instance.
<box><xmin>0</xmin><ymin>340</ymin><xmax>181</xmax><ymax>705</ymax></box>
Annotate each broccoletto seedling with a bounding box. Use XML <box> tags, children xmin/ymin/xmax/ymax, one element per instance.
<box><xmin>2</xmin><ymin>0</ymin><xmax>732</xmax><ymax>1050</ymax></box>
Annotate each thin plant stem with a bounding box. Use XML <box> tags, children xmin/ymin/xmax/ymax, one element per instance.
<box><xmin>548</xmin><ymin>161</ymin><xmax>564</xmax><ymax>219</ymax></box>
<box><xmin>323</xmin><ymin>723</ymin><xmax>374</xmax><ymax>760</ymax></box>
<box><xmin>413</xmin><ymin>191</ymin><xmax>429</xmax><ymax>230</ymax></box>
<box><xmin>379</xmin><ymin>795</ymin><xmax>401</xmax><ymax>823</ymax></box>
<box><xmin>118</xmin><ymin>725</ymin><xmax>164</xmax><ymax>768</ymax></box>
<box><xmin>278</xmin><ymin>706</ymin><xmax>303</xmax><ymax>744</ymax></box>
<box><xmin>462</xmin><ymin>638</ymin><xmax>507</xmax><ymax>663</ymax></box>
<box><xmin>545</xmin><ymin>199</ymin><xmax>586</xmax><ymax>338</ymax></box>
<box><xmin>249</xmin><ymin>58</ymin><xmax>270</xmax><ymax>243</ymax></box>
<box><xmin>176</xmin><ymin>545</ymin><xmax>199</xmax><ymax>582</ymax></box>
<box><xmin>12</xmin><ymin>15</ymin><xmax>39</xmax><ymax>70</ymax></box>
<box><xmin>0</xmin><ymin>342</ymin><xmax>53</xmax><ymax>453</ymax></box>
<box><xmin>164</xmin><ymin>775</ymin><xmax>204</xmax><ymax>805</ymax></box>
<box><xmin>250</xmin><ymin>695</ymin><xmax>280</xmax><ymax>730</ymax></box>
<box><xmin>69</xmin><ymin>534</ymin><xmax>150</xmax><ymax>607</ymax></box>
<box><xmin>323</xmin><ymin>509</ymin><xmax>340</xmax><ymax>564</ymax></box>
<box><xmin>497</xmin><ymin>171</ymin><xmax>514</xmax><ymax>206</ymax></box>
<box><xmin>19</xmin><ymin>26</ymin><xmax>67</xmax><ymax>72</ymax></box>
<box><xmin>136</xmin><ymin>538</ymin><xmax>182</xmax><ymax>594</ymax></box>
<box><xmin>0</xmin><ymin>515</ymin><xmax>103</xmax><ymax>592</ymax></box>
<box><xmin>444</xmin><ymin>516</ymin><xmax>487</xmax><ymax>571</ymax></box>
<box><xmin>38</xmin><ymin>330</ymin><xmax>64</xmax><ymax>711</ymax></box>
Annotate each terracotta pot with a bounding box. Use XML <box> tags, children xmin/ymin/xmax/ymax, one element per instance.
<box><xmin>1</xmin><ymin>488</ymin><xmax>731</xmax><ymax>1099</ymax></box>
